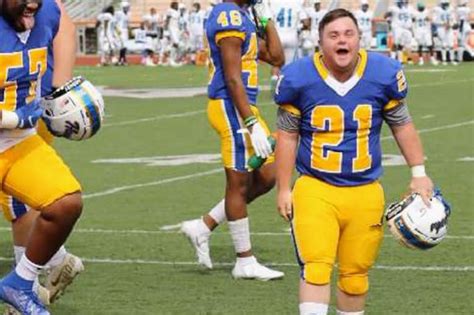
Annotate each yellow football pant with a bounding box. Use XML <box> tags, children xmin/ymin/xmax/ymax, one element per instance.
<box><xmin>0</xmin><ymin>132</ymin><xmax>81</xmax><ymax>222</ymax></box>
<box><xmin>207</xmin><ymin>98</ymin><xmax>274</xmax><ymax>171</ymax></box>
<box><xmin>292</xmin><ymin>175</ymin><xmax>385</xmax><ymax>295</ymax></box>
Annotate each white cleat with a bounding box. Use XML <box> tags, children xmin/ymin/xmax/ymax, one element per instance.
<box><xmin>430</xmin><ymin>57</ymin><xmax>439</xmax><ymax>66</ymax></box>
<box><xmin>232</xmin><ymin>258</ymin><xmax>284</xmax><ymax>281</ymax></box>
<box><xmin>45</xmin><ymin>253</ymin><xmax>84</xmax><ymax>303</ymax></box>
<box><xmin>181</xmin><ymin>219</ymin><xmax>213</xmax><ymax>269</ymax></box>
<box><xmin>418</xmin><ymin>59</ymin><xmax>424</xmax><ymax>66</ymax></box>
<box><xmin>451</xmin><ymin>61</ymin><xmax>458</xmax><ymax>66</ymax></box>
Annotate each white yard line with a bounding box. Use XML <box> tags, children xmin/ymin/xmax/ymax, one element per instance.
<box><xmin>0</xmin><ymin>256</ymin><xmax>470</xmax><ymax>271</ymax></box>
<box><xmin>103</xmin><ymin>79</ymin><xmax>473</xmax><ymax>127</ymax></box>
<box><xmin>0</xmin><ymin>226</ymin><xmax>471</xmax><ymax>240</ymax></box>
<box><xmin>381</xmin><ymin>120</ymin><xmax>474</xmax><ymax>141</ymax></box>
<box><xmin>103</xmin><ymin>110</ymin><xmax>205</xmax><ymax>127</ymax></box>
<box><xmin>83</xmin><ymin>168</ymin><xmax>221</xmax><ymax>199</ymax></box>
<box><xmin>83</xmin><ymin>120</ymin><xmax>473</xmax><ymax>199</ymax></box>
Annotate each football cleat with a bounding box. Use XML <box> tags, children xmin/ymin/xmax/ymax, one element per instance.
<box><xmin>45</xmin><ymin>253</ymin><xmax>84</xmax><ymax>303</ymax></box>
<box><xmin>0</xmin><ymin>271</ymin><xmax>49</xmax><ymax>315</ymax></box>
<box><xmin>181</xmin><ymin>219</ymin><xmax>213</xmax><ymax>269</ymax></box>
<box><xmin>232</xmin><ymin>257</ymin><xmax>284</xmax><ymax>281</ymax></box>
<box><xmin>386</xmin><ymin>189</ymin><xmax>451</xmax><ymax>250</ymax></box>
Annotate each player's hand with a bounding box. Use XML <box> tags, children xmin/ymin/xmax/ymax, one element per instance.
<box><xmin>277</xmin><ymin>189</ymin><xmax>293</xmax><ymax>222</ymax></box>
<box><xmin>249</xmin><ymin>122</ymin><xmax>272</xmax><ymax>158</ymax></box>
<box><xmin>15</xmin><ymin>99</ymin><xmax>43</xmax><ymax>129</ymax></box>
<box><xmin>409</xmin><ymin>176</ymin><xmax>434</xmax><ymax>207</ymax></box>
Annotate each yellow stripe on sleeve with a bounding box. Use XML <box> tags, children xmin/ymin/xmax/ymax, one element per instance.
<box><xmin>384</xmin><ymin>99</ymin><xmax>404</xmax><ymax>111</ymax></box>
<box><xmin>215</xmin><ymin>31</ymin><xmax>245</xmax><ymax>45</ymax></box>
<box><xmin>280</xmin><ymin>104</ymin><xmax>301</xmax><ymax>117</ymax></box>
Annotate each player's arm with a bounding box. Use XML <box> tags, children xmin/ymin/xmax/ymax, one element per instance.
<box><xmin>258</xmin><ymin>20</ymin><xmax>285</xmax><ymax>67</ymax></box>
<box><xmin>274</xmin><ymin>72</ymin><xmax>301</xmax><ymax>221</ymax></box>
<box><xmin>275</xmin><ymin>110</ymin><xmax>300</xmax><ymax>221</ymax></box>
<box><xmin>52</xmin><ymin>0</ymin><xmax>76</xmax><ymax>88</ymax></box>
<box><xmin>384</xmin><ymin>69</ymin><xmax>434</xmax><ymax>205</ymax></box>
<box><xmin>220</xmin><ymin>36</ymin><xmax>271</xmax><ymax>158</ymax></box>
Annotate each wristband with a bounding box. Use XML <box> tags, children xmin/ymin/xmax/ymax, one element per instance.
<box><xmin>411</xmin><ymin>165</ymin><xmax>426</xmax><ymax>178</ymax></box>
<box><xmin>244</xmin><ymin>115</ymin><xmax>258</xmax><ymax>128</ymax></box>
<box><xmin>0</xmin><ymin>110</ymin><xmax>19</xmax><ymax>129</ymax></box>
<box><xmin>259</xmin><ymin>17</ymin><xmax>269</xmax><ymax>29</ymax></box>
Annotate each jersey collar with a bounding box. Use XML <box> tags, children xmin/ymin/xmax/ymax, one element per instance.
<box><xmin>313</xmin><ymin>49</ymin><xmax>368</xmax><ymax>97</ymax></box>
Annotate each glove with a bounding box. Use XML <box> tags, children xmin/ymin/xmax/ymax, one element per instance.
<box><xmin>249</xmin><ymin>122</ymin><xmax>272</xmax><ymax>158</ymax></box>
<box><xmin>0</xmin><ymin>100</ymin><xmax>43</xmax><ymax>129</ymax></box>
<box><xmin>16</xmin><ymin>100</ymin><xmax>43</xmax><ymax>129</ymax></box>
<box><xmin>253</xmin><ymin>0</ymin><xmax>273</xmax><ymax>21</ymax></box>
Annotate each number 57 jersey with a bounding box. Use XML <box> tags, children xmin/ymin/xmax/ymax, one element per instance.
<box><xmin>275</xmin><ymin>50</ymin><xmax>408</xmax><ymax>186</ymax></box>
<box><xmin>206</xmin><ymin>3</ymin><xmax>259</xmax><ymax>104</ymax></box>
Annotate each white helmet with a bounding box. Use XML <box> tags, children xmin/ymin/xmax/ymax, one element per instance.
<box><xmin>385</xmin><ymin>190</ymin><xmax>451</xmax><ymax>250</ymax></box>
<box><xmin>120</xmin><ymin>1</ymin><xmax>130</xmax><ymax>8</ymax></box>
<box><xmin>42</xmin><ymin>77</ymin><xmax>105</xmax><ymax>141</ymax></box>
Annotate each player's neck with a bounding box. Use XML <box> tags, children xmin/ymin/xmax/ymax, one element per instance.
<box><xmin>321</xmin><ymin>55</ymin><xmax>360</xmax><ymax>83</ymax></box>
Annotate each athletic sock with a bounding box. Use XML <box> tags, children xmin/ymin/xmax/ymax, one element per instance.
<box><xmin>208</xmin><ymin>199</ymin><xmax>226</xmax><ymax>225</ymax></box>
<box><xmin>15</xmin><ymin>255</ymin><xmax>43</xmax><ymax>281</ymax></box>
<box><xmin>299</xmin><ymin>302</ymin><xmax>329</xmax><ymax>315</ymax></box>
<box><xmin>46</xmin><ymin>246</ymin><xmax>67</xmax><ymax>268</ymax></box>
<box><xmin>13</xmin><ymin>246</ymin><xmax>25</xmax><ymax>264</ymax></box>
<box><xmin>228</xmin><ymin>217</ymin><xmax>251</xmax><ymax>254</ymax></box>
<box><xmin>336</xmin><ymin>310</ymin><xmax>364</xmax><ymax>315</ymax></box>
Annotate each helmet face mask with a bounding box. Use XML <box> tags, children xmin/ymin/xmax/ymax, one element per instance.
<box><xmin>1</xmin><ymin>0</ymin><xmax>42</xmax><ymax>32</ymax></box>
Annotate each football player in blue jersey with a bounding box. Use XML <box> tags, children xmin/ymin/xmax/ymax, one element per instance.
<box><xmin>1</xmin><ymin>3</ymin><xmax>85</xmax><ymax>311</ymax></box>
<box><xmin>274</xmin><ymin>9</ymin><xmax>434</xmax><ymax>315</ymax></box>
<box><xmin>0</xmin><ymin>1</ymin><xmax>85</xmax><ymax>313</ymax></box>
<box><xmin>181</xmin><ymin>0</ymin><xmax>286</xmax><ymax>280</ymax></box>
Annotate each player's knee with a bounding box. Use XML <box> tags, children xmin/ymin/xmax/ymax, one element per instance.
<box><xmin>303</xmin><ymin>262</ymin><xmax>332</xmax><ymax>285</ymax></box>
<box><xmin>338</xmin><ymin>274</ymin><xmax>369</xmax><ymax>295</ymax></box>
<box><xmin>43</xmin><ymin>192</ymin><xmax>83</xmax><ymax>221</ymax></box>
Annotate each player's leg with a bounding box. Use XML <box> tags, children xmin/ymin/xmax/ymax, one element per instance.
<box><xmin>447</xmin><ymin>30</ymin><xmax>457</xmax><ymax>65</ymax></box>
<box><xmin>292</xmin><ymin>176</ymin><xmax>340</xmax><ymax>315</ymax></box>
<box><xmin>0</xmin><ymin>135</ymin><xmax>82</xmax><ymax>312</ymax></box>
<box><xmin>336</xmin><ymin>182</ymin><xmax>384</xmax><ymax>314</ymax></box>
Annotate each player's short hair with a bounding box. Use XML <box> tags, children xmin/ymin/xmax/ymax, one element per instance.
<box><xmin>318</xmin><ymin>8</ymin><xmax>359</xmax><ymax>37</ymax></box>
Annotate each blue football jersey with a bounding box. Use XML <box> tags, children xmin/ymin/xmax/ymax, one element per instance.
<box><xmin>206</xmin><ymin>3</ymin><xmax>259</xmax><ymax>104</ymax></box>
<box><xmin>275</xmin><ymin>50</ymin><xmax>408</xmax><ymax>186</ymax></box>
<box><xmin>0</xmin><ymin>0</ymin><xmax>60</xmax><ymax>111</ymax></box>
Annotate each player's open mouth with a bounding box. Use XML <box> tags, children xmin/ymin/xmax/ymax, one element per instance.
<box><xmin>336</xmin><ymin>48</ymin><xmax>350</xmax><ymax>56</ymax></box>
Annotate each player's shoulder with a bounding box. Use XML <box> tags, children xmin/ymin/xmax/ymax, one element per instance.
<box><xmin>366</xmin><ymin>51</ymin><xmax>403</xmax><ymax>83</ymax></box>
<box><xmin>281</xmin><ymin>56</ymin><xmax>319</xmax><ymax>87</ymax></box>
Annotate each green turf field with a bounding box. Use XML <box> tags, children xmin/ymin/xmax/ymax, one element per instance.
<box><xmin>0</xmin><ymin>62</ymin><xmax>473</xmax><ymax>314</ymax></box>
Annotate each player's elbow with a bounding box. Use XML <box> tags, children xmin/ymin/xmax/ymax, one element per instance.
<box><xmin>272</xmin><ymin>54</ymin><xmax>285</xmax><ymax>68</ymax></box>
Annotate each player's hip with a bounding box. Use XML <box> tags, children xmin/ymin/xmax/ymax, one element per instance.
<box><xmin>292</xmin><ymin>174</ymin><xmax>385</xmax><ymax>212</ymax></box>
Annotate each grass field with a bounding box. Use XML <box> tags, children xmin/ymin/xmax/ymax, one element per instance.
<box><xmin>0</xmin><ymin>61</ymin><xmax>473</xmax><ymax>314</ymax></box>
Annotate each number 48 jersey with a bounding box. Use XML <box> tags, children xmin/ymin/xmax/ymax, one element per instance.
<box><xmin>206</xmin><ymin>3</ymin><xmax>259</xmax><ymax>104</ymax></box>
<box><xmin>275</xmin><ymin>50</ymin><xmax>408</xmax><ymax>186</ymax></box>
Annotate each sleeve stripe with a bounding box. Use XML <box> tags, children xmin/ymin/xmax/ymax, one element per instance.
<box><xmin>215</xmin><ymin>31</ymin><xmax>245</xmax><ymax>44</ymax></box>
<box><xmin>384</xmin><ymin>99</ymin><xmax>404</xmax><ymax>111</ymax></box>
<box><xmin>280</xmin><ymin>104</ymin><xmax>301</xmax><ymax>117</ymax></box>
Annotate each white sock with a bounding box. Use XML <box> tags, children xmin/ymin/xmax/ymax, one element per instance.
<box><xmin>449</xmin><ymin>49</ymin><xmax>455</xmax><ymax>62</ymax></box>
<box><xmin>336</xmin><ymin>310</ymin><xmax>364</xmax><ymax>315</ymax></box>
<box><xmin>46</xmin><ymin>246</ymin><xmax>67</xmax><ymax>268</ymax></box>
<box><xmin>458</xmin><ymin>48</ymin><xmax>464</xmax><ymax>62</ymax></box>
<box><xmin>208</xmin><ymin>199</ymin><xmax>226</xmax><ymax>225</ymax></box>
<box><xmin>228</xmin><ymin>217</ymin><xmax>251</xmax><ymax>254</ymax></box>
<box><xmin>441</xmin><ymin>49</ymin><xmax>447</xmax><ymax>62</ymax></box>
<box><xmin>13</xmin><ymin>246</ymin><xmax>25</xmax><ymax>264</ymax></box>
<box><xmin>236</xmin><ymin>255</ymin><xmax>257</xmax><ymax>266</ymax></box>
<box><xmin>15</xmin><ymin>255</ymin><xmax>43</xmax><ymax>281</ymax></box>
<box><xmin>299</xmin><ymin>302</ymin><xmax>329</xmax><ymax>315</ymax></box>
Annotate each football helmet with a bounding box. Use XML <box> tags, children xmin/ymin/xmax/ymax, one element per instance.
<box><xmin>385</xmin><ymin>189</ymin><xmax>451</xmax><ymax>250</ymax></box>
<box><xmin>41</xmin><ymin>77</ymin><xmax>105</xmax><ymax>141</ymax></box>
